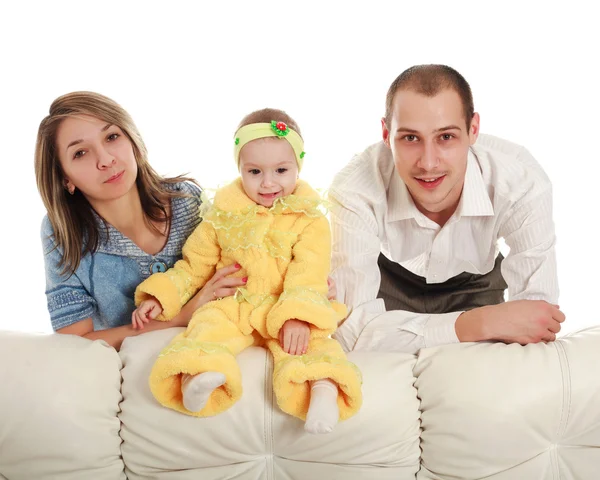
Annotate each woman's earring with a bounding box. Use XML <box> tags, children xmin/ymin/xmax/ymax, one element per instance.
<box><xmin>65</xmin><ymin>183</ymin><xmax>75</xmax><ymax>195</ymax></box>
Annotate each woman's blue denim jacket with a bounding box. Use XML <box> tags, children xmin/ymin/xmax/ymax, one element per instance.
<box><xmin>41</xmin><ymin>182</ymin><xmax>201</xmax><ymax>331</ymax></box>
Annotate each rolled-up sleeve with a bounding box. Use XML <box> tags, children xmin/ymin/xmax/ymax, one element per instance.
<box><xmin>41</xmin><ymin>218</ymin><xmax>97</xmax><ymax>331</ymax></box>
<box><xmin>499</xmin><ymin>187</ymin><xmax>558</xmax><ymax>303</ymax></box>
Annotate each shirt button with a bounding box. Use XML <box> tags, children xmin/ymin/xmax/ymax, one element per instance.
<box><xmin>150</xmin><ymin>261</ymin><xmax>167</xmax><ymax>274</ymax></box>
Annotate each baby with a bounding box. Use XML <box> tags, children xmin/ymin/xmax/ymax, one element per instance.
<box><xmin>133</xmin><ymin>108</ymin><xmax>362</xmax><ymax>434</ymax></box>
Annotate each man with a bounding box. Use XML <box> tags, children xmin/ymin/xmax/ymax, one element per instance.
<box><xmin>330</xmin><ymin>64</ymin><xmax>565</xmax><ymax>354</ymax></box>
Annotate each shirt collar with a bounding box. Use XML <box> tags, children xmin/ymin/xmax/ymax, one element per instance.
<box><xmin>387</xmin><ymin>169</ymin><xmax>420</xmax><ymax>222</ymax></box>
<box><xmin>387</xmin><ymin>148</ymin><xmax>494</xmax><ymax>223</ymax></box>
<box><xmin>457</xmin><ymin>150</ymin><xmax>494</xmax><ymax>217</ymax></box>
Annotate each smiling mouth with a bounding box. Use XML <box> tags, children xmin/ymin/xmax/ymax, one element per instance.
<box><xmin>259</xmin><ymin>191</ymin><xmax>282</xmax><ymax>198</ymax></box>
<box><xmin>415</xmin><ymin>175</ymin><xmax>445</xmax><ymax>189</ymax></box>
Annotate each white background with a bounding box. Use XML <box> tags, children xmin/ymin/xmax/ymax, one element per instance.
<box><xmin>1</xmin><ymin>1</ymin><xmax>598</xmax><ymax>334</ymax></box>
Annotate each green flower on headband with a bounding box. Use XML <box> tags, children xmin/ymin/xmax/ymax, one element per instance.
<box><xmin>235</xmin><ymin>138</ymin><xmax>240</xmax><ymax>145</ymax></box>
<box><xmin>271</xmin><ymin>120</ymin><xmax>289</xmax><ymax>137</ymax></box>
<box><xmin>300</xmin><ymin>151</ymin><xmax>305</xmax><ymax>159</ymax></box>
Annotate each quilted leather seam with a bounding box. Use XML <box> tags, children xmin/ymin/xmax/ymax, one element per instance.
<box><xmin>263</xmin><ymin>352</ymin><xmax>274</xmax><ymax>479</ymax></box>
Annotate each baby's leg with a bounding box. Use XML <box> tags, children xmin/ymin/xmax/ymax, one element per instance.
<box><xmin>304</xmin><ymin>378</ymin><xmax>339</xmax><ymax>434</ymax></box>
<box><xmin>181</xmin><ymin>372</ymin><xmax>227</xmax><ymax>412</ymax></box>
<box><xmin>150</xmin><ymin>303</ymin><xmax>255</xmax><ymax>416</ymax></box>
<box><xmin>267</xmin><ymin>335</ymin><xmax>362</xmax><ymax>433</ymax></box>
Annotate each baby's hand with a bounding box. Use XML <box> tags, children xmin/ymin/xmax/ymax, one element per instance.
<box><xmin>279</xmin><ymin>319</ymin><xmax>310</xmax><ymax>355</ymax></box>
<box><xmin>132</xmin><ymin>298</ymin><xmax>163</xmax><ymax>330</ymax></box>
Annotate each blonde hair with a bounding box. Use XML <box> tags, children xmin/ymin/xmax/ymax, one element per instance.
<box><xmin>35</xmin><ymin>91</ymin><xmax>197</xmax><ymax>275</ymax></box>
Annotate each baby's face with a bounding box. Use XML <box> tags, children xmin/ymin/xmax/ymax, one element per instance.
<box><xmin>239</xmin><ymin>137</ymin><xmax>299</xmax><ymax>207</ymax></box>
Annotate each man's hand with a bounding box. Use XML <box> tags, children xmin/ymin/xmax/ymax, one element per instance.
<box><xmin>456</xmin><ymin>300</ymin><xmax>566</xmax><ymax>344</ymax></box>
<box><xmin>327</xmin><ymin>276</ymin><xmax>337</xmax><ymax>300</ymax></box>
<box><xmin>279</xmin><ymin>319</ymin><xmax>310</xmax><ymax>355</ymax></box>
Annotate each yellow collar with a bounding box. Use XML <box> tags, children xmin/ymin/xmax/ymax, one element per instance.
<box><xmin>207</xmin><ymin>178</ymin><xmax>324</xmax><ymax>217</ymax></box>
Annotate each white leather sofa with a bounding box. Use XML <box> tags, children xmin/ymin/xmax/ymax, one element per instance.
<box><xmin>1</xmin><ymin>326</ymin><xmax>599</xmax><ymax>479</ymax></box>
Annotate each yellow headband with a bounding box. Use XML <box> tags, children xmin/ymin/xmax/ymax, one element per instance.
<box><xmin>234</xmin><ymin>121</ymin><xmax>305</xmax><ymax>171</ymax></box>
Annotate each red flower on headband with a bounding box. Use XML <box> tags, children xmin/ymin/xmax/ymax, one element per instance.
<box><xmin>271</xmin><ymin>120</ymin><xmax>289</xmax><ymax>137</ymax></box>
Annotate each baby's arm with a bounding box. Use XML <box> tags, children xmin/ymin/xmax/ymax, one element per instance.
<box><xmin>270</xmin><ymin>215</ymin><xmax>344</xmax><ymax>350</ymax></box>
<box><xmin>135</xmin><ymin>220</ymin><xmax>221</xmax><ymax>320</ymax></box>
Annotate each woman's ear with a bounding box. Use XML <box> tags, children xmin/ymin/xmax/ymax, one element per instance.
<box><xmin>64</xmin><ymin>179</ymin><xmax>75</xmax><ymax>195</ymax></box>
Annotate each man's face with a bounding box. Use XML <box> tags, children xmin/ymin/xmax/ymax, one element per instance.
<box><xmin>382</xmin><ymin>88</ymin><xmax>479</xmax><ymax>224</ymax></box>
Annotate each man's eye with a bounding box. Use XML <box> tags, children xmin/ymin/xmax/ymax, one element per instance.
<box><xmin>404</xmin><ymin>135</ymin><xmax>418</xmax><ymax>142</ymax></box>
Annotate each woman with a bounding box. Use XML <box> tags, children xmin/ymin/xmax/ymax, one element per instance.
<box><xmin>35</xmin><ymin>91</ymin><xmax>246</xmax><ymax>349</ymax></box>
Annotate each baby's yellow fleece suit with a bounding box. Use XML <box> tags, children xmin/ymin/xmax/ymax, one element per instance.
<box><xmin>135</xmin><ymin>178</ymin><xmax>363</xmax><ymax>420</ymax></box>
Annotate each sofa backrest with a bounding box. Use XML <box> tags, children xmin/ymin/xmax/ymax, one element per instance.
<box><xmin>118</xmin><ymin>328</ymin><xmax>422</xmax><ymax>479</ymax></box>
<box><xmin>0</xmin><ymin>331</ymin><xmax>125</xmax><ymax>480</ymax></box>
<box><xmin>1</xmin><ymin>326</ymin><xmax>599</xmax><ymax>479</ymax></box>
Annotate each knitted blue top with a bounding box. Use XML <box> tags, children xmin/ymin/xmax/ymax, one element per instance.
<box><xmin>41</xmin><ymin>182</ymin><xmax>202</xmax><ymax>331</ymax></box>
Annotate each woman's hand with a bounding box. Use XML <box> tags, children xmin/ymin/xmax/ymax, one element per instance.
<box><xmin>196</xmin><ymin>263</ymin><xmax>247</xmax><ymax>305</ymax></box>
<box><xmin>171</xmin><ymin>264</ymin><xmax>247</xmax><ymax>328</ymax></box>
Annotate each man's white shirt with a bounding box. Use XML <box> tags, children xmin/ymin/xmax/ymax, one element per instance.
<box><xmin>329</xmin><ymin>134</ymin><xmax>558</xmax><ymax>354</ymax></box>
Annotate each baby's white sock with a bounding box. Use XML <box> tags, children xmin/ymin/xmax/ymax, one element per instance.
<box><xmin>304</xmin><ymin>378</ymin><xmax>339</xmax><ymax>434</ymax></box>
<box><xmin>181</xmin><ymin>371</ymin><xmax>226</xmax><ymax>412</ymax></box>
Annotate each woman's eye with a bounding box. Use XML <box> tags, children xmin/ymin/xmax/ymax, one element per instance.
<box><xmin>107</xmin><ymin>133</ymin><xmax>119</xmax><ymax>141</ymax></box>
<box><xmin>74</xmin><ymin>150</ymin><xmax>86</xmax><ymax>159</ymax></box>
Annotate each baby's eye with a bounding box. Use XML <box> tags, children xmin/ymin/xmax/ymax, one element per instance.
<box><xmin>248</xmin><ymin>169</ymin><xmax>261</xmax><ymax>175</ymax></box>
<box><xmin>276</xmin><ymin>168</ymin><xmax>288</xmax><ymax>174</ymax></box>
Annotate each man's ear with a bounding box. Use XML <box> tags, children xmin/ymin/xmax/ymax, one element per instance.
<box><xmin>381</xmin><ymin>117</ymin><xmax>391</xmax><ymax>147</ymax></box>
<box><xmin>469</xmin><ymin>112</ymin><xmax>480</xmax><ymax>145</ymax></box>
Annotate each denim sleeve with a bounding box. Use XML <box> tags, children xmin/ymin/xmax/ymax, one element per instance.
<box><xmin>41</xmin><ymin>217</ymin><xmax>97</xmax><ymax>331</ymax></box>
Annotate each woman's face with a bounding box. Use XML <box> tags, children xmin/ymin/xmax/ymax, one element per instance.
<box><xmin>55</xmin><ymin>114</ymin><xmax>138</xmax><ymax>203</ymax></box>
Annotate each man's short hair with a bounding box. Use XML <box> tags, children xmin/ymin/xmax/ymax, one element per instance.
<box><xmin>384</xmin><ymin>64</ymin><xmax>474</xmax><ymax>130</ymax></box>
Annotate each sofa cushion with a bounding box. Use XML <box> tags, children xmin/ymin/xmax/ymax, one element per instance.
<box><xmin>414</xmin><ymin>326</ymin><xmax>600</xmax><ymax>479</ymax></box>
<box><xmin>0</xmin><ymin>331</ymin><xmax>125</xmax><ymax>480</ymax></box>
<box><xmin>118</xmin><ymin>327</ymin><xmax>422</xmax><ymax>479</ymax></box>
